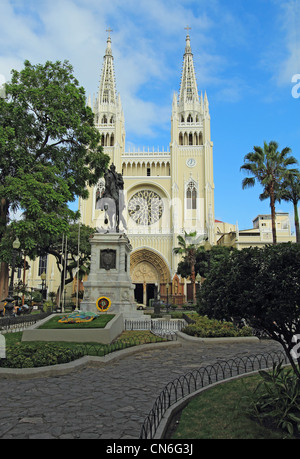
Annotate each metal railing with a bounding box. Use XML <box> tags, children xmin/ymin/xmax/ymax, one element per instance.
<box><xmin>125</xmin><ymin>319</ymin><xmax>186</xmax><ymax>335</ymax></box>
<box><xmin>0</xmin><ymin>312</ymin><xmax>51</xmax><ymax>333</ymax></box>
<box><xmin>139</xmin><ymin>349</ymin><xmax>289</xmax><ymax>439</ymax></box>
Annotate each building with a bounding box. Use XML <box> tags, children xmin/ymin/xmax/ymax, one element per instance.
<box><xmin>79</xmin><ymin>31</ymin><xmax>215</xmax><ymax>305</ymax></box>
<box><xmin>217</xmin><ymin>213</ymin><xmax>296</xmax><ymax>249</ymax></box>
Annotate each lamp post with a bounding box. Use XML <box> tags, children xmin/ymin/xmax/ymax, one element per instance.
<box><xmin>40</xmin><ymin>271</ymin><xmax>47</xmax><ymax>301</ymax></box>
<box><xmin>5</xmin><ymin>237</ymin><xmax>21</xmax><ymax>317</ymax></box>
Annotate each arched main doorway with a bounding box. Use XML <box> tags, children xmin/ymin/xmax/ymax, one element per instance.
<box><xmin>130</xmin><ymin>249</ymin><xmax>171</xmax><ymax>306</ymax></box>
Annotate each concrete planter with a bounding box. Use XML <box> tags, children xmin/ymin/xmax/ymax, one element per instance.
<box><xmin>21</xmin><ymin>313</ymin><xmax>124</xmax><ymax>344</ymax></box>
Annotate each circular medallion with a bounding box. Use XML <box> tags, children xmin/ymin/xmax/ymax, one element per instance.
<box><xmin>96</xmin><ymin>296</ymin><xmax>112</xmax><ymax>312</ymax></box>
<box><xmin>128</xmin><ymin>190</ymin><xmax>163</xmax><ymax>225</ymax></box>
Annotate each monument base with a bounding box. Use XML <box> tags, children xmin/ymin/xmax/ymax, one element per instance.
<box><xmin>80</xmin><ymin>232</ymin><xmax>145</xmax><ymax>319</ymax></box>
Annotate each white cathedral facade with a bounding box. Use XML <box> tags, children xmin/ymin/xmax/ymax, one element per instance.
<box><xmin>79</xmin><ymin>31</ymin><xmax>215</xmax><ymax>305</ymax></box>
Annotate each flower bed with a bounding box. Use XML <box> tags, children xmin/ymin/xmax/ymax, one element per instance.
<box><xmin>182</xmin><ymin>315</ymin><xmax>253</xmax><ymax>338</ymax></box>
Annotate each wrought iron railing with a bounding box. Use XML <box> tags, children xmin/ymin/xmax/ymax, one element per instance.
<box><xmin>0</xmin><ymin>312</ymin><xmax>51</xmax><ymax>333</ymax></box>
<box><xmin>139</xmin><ymin>349</ymin><xmax>289</xmax><ymax>439</ymax></box>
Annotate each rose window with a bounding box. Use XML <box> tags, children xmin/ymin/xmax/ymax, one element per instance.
<box><xmin>128</xmin><ymin>190</ymin><xmax>163</xmax><ymax>225</ymax></box>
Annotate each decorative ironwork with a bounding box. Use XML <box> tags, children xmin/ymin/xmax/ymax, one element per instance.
<box><xmin>128</xmin><ymin>190</ymin><xmax>163</xmax><ymax>226</ymax></box>
<box><xmin>139</xmin><ymin>349</ymin><xmax>289</xmax><ymax>439</ymax></box>
<box><xmin>0</xmin><ymin>312</ymin><xmax>51</xmax><ymax>333</ymax></box>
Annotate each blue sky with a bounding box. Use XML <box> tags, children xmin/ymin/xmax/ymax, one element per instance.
<box><xmin>0</xmin><ymin>0</ymin><xmax>299</xmax><ymax>230</ymax></box>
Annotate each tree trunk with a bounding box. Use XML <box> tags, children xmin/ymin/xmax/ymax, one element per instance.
<box><xmin>294</xmin><ymin>201</ymin><xmax>300</xmax><ymax>243</ymax></box>
<box><xmin>191</xmin><ymin>263</ymin><xmax>196</xmax><ymax>304</ymax></box>
<box><xmin>0</xmin><ymin>261</ymin><xmax>9</xmax><ymax>303</ymax></box>
<box><xmin>270</xmin><ymin>189</ymin><xmax>277</xmax><ymax>244</ymax></box>
<box><xmin>0</xmin><ymin>198</ymin><xmax>9</xmax><ymax>302</ymax></box>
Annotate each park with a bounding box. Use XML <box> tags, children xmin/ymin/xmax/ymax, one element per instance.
<box><xmin>1</xmin><ymin>2</ymin><xmax>300</xmax><ymax>443</ymax></box>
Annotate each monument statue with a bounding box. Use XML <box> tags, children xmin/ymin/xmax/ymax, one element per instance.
<box><xmin>97</xmin><ymin>163</ymin><xmax>126</xmax><ymax>233</ymax></box>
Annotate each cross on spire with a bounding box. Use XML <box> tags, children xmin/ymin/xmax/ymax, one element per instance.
<box><xmin>106</xmin><ymin>27</ymin><xmax>113</xmax><ymax>38</ymax></box>
<box><xmin>185</xmin><ymin>25</ymin><xmax>192</xmax><ymax>34</ymax></box>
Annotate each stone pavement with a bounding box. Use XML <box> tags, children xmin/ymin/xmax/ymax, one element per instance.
<box><xmin>0</xmin><ymin>337</ymin><xmax>282</xmax><ymax>439</ymax></box>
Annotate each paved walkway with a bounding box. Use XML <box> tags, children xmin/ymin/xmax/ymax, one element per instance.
<box><xmin>0</xmin><ymin>338</ymin><xmax>282</xmax><ymax>439</ymax></box>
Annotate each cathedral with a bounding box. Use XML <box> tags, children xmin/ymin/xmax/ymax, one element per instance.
<box><xmin>14</xmin><ymin>31</ymin><xmax>295</xmax><ymax>308</ymax></box>
<box><xmin>79</xmin><ymin>30</ymin><xmax>215</xmax><ymax>305</ymax></box>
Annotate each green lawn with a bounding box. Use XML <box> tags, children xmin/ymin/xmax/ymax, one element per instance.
<box><xmin>170</xmin><ymin>374</ymin><xmax>297</xmax><ymax>439</ymax></box>
<box><xmin>38</xmin><ymin>314</ymin><xmax>115</xmax><ymax>329</ymax></box>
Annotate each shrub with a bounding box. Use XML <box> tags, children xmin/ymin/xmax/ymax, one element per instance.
<box><xmin>248</xmin><ymin>362</ymin><xmax>300</xmax><ymax>436</ymax></box>
<box><xmin>182</xmin><ymin>315</ymin><xmax>252</xmax><ymax>338</ymax></box>
<box><xmin>0</xmin><ymin>343</ymin><xmax>84</xmax><ymax>368</ymax></box>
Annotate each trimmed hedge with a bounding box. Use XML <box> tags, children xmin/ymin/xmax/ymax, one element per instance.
<box><xmin>182</xmin><ymin>315</ymin><xmax>253</xmax><ymax>338</ymax></box>
<box><xmin>0</xmin><ymin>343</ymin><xmax>84</xmax><ymax>368</ymax></box>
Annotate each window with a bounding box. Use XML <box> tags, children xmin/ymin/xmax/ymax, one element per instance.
<box><xmin>186</xmin><ymin>182</ymin><xmax>197</xmax><ymax>209</ymax></box>
<box><xmin>38</xmin><ymin>255</ymin><xmax>48</xmax><ymax>276</ymax></box>
<box><xmin>147</xmin><ymin>168</ymin><xmax>151</xmax><ymax>176</ymax></box>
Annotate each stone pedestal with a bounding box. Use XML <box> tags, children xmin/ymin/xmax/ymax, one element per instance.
<box><xmin>80</xmin><ymin>232</ymin><xmax>142</xmax><ymax>318</ymax></box>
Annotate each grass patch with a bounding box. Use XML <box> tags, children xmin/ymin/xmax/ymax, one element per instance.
<box><xmin>170</xmin><ymin>374</ymin><xmax>297</xmax><ymax>439</ymax></box>
<box><xmin>38</xmin><ymin>314</ymin><xmax>115</xmax><ymax>329</ymax></box>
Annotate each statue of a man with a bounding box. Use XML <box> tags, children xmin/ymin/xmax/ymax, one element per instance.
<box><xmin>99</xmin><ymin>164</ymin><xmax>125</xmax><ymax>233</ymax></box>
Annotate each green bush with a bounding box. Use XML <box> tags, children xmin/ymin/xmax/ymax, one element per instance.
<box><xmin>248</xmin><ymin>362</ymin><xmax>300</xmax><ymax>436</ymax></box>
<box><xmin>0</xmin><ymin>343</ymin><xmax>84</xmax><ymax>368</ymax></box>
<box><xmin>182</xmin><ymin>315</ymin><xmax>253</xmax><ymax>338</ymax></box>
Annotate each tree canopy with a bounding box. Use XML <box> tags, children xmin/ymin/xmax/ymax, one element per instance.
<box><xmin>241</xmin><ymin>141</ymin><xmax>298</xmax><ymax>244</ymax></box>
<box><xmin>197</xmin><ymin>243</ymin><xmax>300</xmax><ymax>378</ymax></box>
<box><xmin>0</xmin><ymin>59</ymin><xmax>109</xmax><ymax>299</ymax></box>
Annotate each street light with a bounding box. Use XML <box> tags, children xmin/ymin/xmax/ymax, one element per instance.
<box><xmin>5</xmin><ymin>237</ymin><xmax>21</xmax><ymax>316</ymax></box>
<box><xmin>40</xmin><ymin>271</ymin><xmax>47</xmax><ymax>301</ymax></box>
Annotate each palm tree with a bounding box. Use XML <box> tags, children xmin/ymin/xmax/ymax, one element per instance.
<box><xmin>278</xmin><ymin>171</ymin><xmax>300</xmax><ymax>243</ymax></box>
<box><xmin>241</xmin><ymin>141</ymin><xmax>298</xmax><ymax>244</ymax></box>
<box><xmin>173</xmin><ymin>231</ymin><xmax>203</xmax><ymax>303</ymax></box>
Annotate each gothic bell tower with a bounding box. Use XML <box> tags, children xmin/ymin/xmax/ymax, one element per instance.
<box><xmin>87</xmin><ymin>30</ymin><xmax>125</xmax><ymax>172</ymax></box>
<box><xmin>170</xmin><ymin>29</ymin><xmax>215</xmax><ymax>243</ymax></box>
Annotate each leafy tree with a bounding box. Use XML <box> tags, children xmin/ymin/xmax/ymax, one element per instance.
<box><xmin>177</xmin><ymin>244</ymin><xmax>236</xmax><ymax>279</ymax></box>
<box><xmin>241</xmin><ymin>141</ymin><xmax>298</xmax><ymax>244</ymax></box>
<box><xmin>174</xmin><ymin>231</ymin><xmax>205</xmax><ymax>303</ymax></box>
<box><xmin>197</xmin><ymin>243</ymin><xmax>300</xmax><ymax>379</ymax></box>
<box><xmin>0</xmin><ymin>60</ymin><xmax>109</xmax><ymax>300</ymax></box>
<box><xmin>278</xmin><ymin>171</ymin><xmax>300</xmax><ymax>243</ymax></box>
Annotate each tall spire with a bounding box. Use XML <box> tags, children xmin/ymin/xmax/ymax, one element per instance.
<box><xmin>98</xmin><ymin>29</ymin><xmax>117</xmax><ymax>105</ymax></box>
<box><xmin>179</xmin><ymin>27</ymin><xmax>199</xmax><ymax>104</ymax></box>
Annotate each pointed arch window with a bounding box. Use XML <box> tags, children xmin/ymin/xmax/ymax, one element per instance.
<box><xmin>186</xmin><ymin>181</ymin><xmax>197</xmax><ymax>209</ymax></box>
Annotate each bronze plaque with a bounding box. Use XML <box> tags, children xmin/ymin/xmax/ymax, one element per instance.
<box><xmin>100</xmin><ymin>249</ymin><xmax>116</xmax><ymax>270</ymax></box>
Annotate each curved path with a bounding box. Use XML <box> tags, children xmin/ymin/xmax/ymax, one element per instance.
<box><xmin>0</xmin><ymin>338</ymin><xmax>282</xmax><ymax>439</ymax></box>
